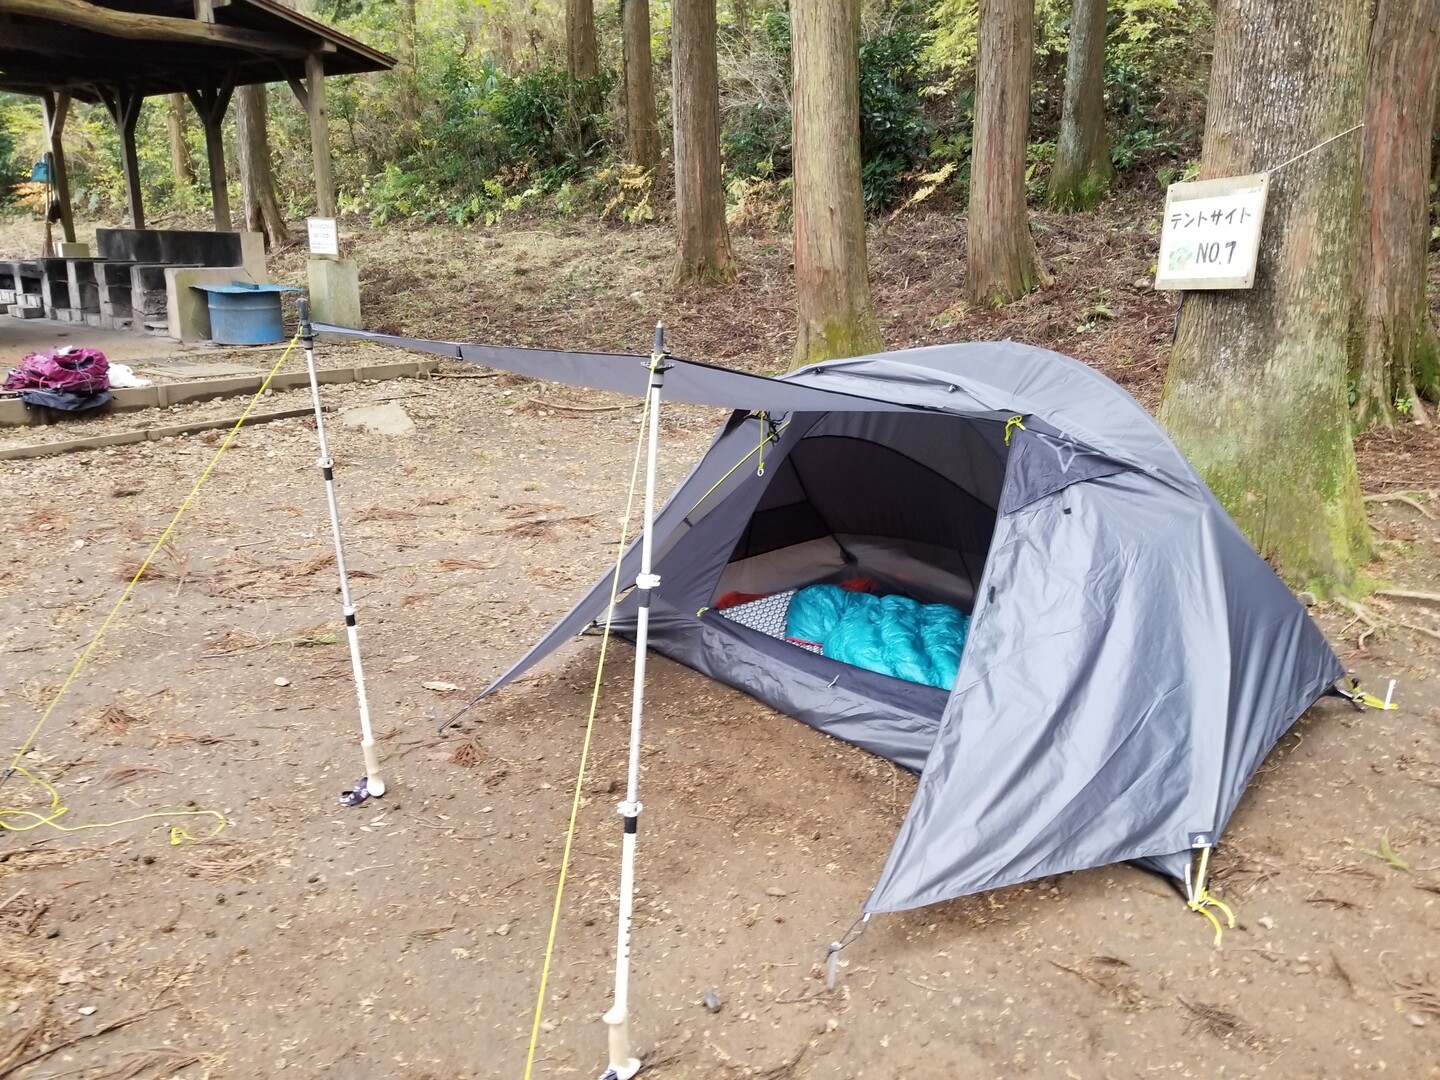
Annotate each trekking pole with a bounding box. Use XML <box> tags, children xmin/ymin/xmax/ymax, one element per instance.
<box><xmin>600</xmin><ymin>322</ymin><xmax>668</xmax><ymax>1080</ymax></box>
<box><xmin>297</xmin><ymin>298</ymin><xmax>385</xmax><ymax>807</ymax></box>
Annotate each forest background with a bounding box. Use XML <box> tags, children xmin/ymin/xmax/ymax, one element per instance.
<box><xmin>0</xmin><ymin>1</ymin><xmax>1210</xmax><ymax>238</ymax></box>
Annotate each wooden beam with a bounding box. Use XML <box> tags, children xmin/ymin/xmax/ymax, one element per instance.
<box><xmin>98</xmin><ymin>83</ymin><xmax>145</xmax><ymax>229</ymax></box>
<box><xmin>38</xmin><ymin>89</ymin><xmax>75</xmax><ymax>244</ymax></box>
<box><xmin>0</xmin><ymin>0</ymin><xmax>312</xmax><ymax>57</ymax></box>
<box><xmin>186</xmin><ymin>75</ymin><xmax>237</xmax><ymax>231</ymax></box>
<box><xmin>285</xmin><ymin>71</ymin><xmax>308</xmax><ymax>112</ymax></box>
<box><xmin>305</xmin><ymin>51</ymin><xmax>335</xmax><ymax>219</ymax></box>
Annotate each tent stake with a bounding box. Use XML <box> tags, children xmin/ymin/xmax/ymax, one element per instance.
<box><xmin>600</xmin><ymin>323</ymin><xmax>668</xmax><ymax>1080</ymax></box>
<box><xmin>298</xmin><ymin>298</ymin><xmax>385</xmax><ymax>806</ymax></box>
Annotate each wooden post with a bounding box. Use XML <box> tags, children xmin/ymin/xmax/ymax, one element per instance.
<box><xmin>305</xmin><ymin>51</ymin><xmax>336</xmax><ymax>219</ymax></box>
<box><xmin>99</xmin><ymin>84</ymin><xmax>145</xmax><ymax>229</ymax></box>
<box><xmin>202</xmin><ymin>113</ymin><xmax>230</xmax><ymax>230</ymax></box>
<box><xmin>187</xmin><ymin>76</ymin><xmax>237</xmax><ymax>231</ymax></box>
<box><xmin>38</xmin><ymin>89</ymin><xmax>76</xmax><ymax>244</ymax></box>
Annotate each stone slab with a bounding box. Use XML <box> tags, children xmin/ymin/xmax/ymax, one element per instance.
<box><xmin>307</xmin><ymin>257</ymin><xmax>361</xmax><ymax>329</ymax></box>
<box><xmin>339</xmin><ymin>402</ymin><xmax>416</xmax><ymax>436</ymax></box>
<box><xmin>57</xmin><ymin>242</ymin><xmax>91</xmax><ymax>258</ymax></box>
<box><xmin>135</xmin><ymin>360</ymin><xmax>261</xmax><ymax>380</ymax></box>
<box><xmin>96</xmin><ymin>229</ymin><xmax>267</xmax><ymax>280</ymax></box>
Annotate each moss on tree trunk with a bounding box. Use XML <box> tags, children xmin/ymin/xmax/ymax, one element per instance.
<box><xmin>790</xmin><ymin>0</ymin><xmax>883</xmax><ymax>366</ymax></box>
<box><xmin>1158</xmin><ymin>0</ymin><xmax>1370</xmax><ymax>587</ymax></box>
<box><xmin>1046</xmin><ymin>0</ymin><xmax>1113</xmax><ymax>213</ymax></box>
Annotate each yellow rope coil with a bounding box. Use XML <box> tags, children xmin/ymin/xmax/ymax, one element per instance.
<box><xmin>1</xmin><ymin>331</ymin><xmax>303</xmax><ymax>843</ymax></box>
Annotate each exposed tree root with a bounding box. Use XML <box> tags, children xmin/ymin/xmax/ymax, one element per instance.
<box><xmin>1332</xmin><ymin>594</ymin><xmax>1440</xmax><ymax>645</ymax></box>
<box><xmin>1363</xmin><ymin>491</ymin><xmax>1437</xmax><ymax>519</ymax></box>
<box><xmin>1375</xmin><ymin>588</ymin><xmax>1440</xmax><ymax>606</ymax></box>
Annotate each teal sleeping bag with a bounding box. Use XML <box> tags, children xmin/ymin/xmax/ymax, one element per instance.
<box><xmin>785</xmin><ymin>584</ymin><xmax>969</xmax><ymax>690</ymax></box>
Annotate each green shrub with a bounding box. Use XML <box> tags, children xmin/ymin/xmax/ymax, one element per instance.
<box><xmin>858</xmin><ymin>22</ymin><xmax>932</xmax><ymax>210</ymax></box>
<box><xmin>0</xmin><ymin>108</ymin><xmax>23</xmax><ymax>203</ymax></box>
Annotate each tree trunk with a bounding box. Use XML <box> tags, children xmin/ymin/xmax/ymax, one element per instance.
<box><xmin>671</xmin><ymin>0</ymin><xmax>737</xmax><ymax>286</ymax></box>
<box><xmin>791</xmin><ymin>0</ymin><xmax>883</xmax><ymax>365</ymax></box>
<box><xmin>1046</xmin><ymin>0</ymin><xmax>1113</xmax><ymax>211</ymax></box>
<box><xmin>166</xmin><ymin>93</ymin><xmax>196</xmax><ymax>187</ymax></box>
<box><xmin>966</xmin><ymin>0</ymin><xmax>1045</xmax><ymax>306</ymax></box>
<box><xmin>622</xmin><ymin>0</ymin><xmax>661</xmax><ymax>168</ymax></box>
<box><xmin>567</xmin><ymin>0</ymin><xmax>602</xmax><ymax>141</ymax></box>
<box><xmin>1158</xmin><ymin>0</ymin><xmax>1370</xmax><ymax>587</ymax></box>
<box><xmin>236</xmin><ymin>84</ymin><xmax>289</xmax><ymax>248</ymax></box>
<box><xmin>398</xmin><ymin>0</ymin><xmax>420</xmax><ymax>138</ymax></box>
<box><xmin>1349</xmin><ymin>0</ymin><xmax>1440</xmax><ymax>428</ymax></box>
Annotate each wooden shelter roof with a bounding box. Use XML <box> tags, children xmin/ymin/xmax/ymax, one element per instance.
<box><xmin>0</xmin><ymin>0</ymin><xmax>395</xmax><ymax>103</ymax></box>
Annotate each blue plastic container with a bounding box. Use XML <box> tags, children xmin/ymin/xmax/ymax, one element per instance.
<box><xmin>193</xmin><ymin>281</ymin><xmax>301</xmax><ymax>345</ymax></box>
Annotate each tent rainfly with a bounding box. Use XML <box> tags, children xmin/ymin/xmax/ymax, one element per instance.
<box><xmin>318</xmin><ymin>323</ymin><xmax>1370</xmax><ymax>1057</ymax></box>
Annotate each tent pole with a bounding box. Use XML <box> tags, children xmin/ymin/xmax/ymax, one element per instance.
<box><xmin>600</xmin><ymin>322</ymin><xmax>668</xmax><ymax>1080</ymax></box>
<box><xmin>298</xmin><ymin>298</ymin><xmax>386</xmax><ymax>806</ymax></box>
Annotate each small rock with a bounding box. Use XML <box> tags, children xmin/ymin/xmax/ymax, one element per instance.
<box><xmin>764</xmin><ymin>887</ymin><xmax>787</xmax><ymax>898</ymax></box>
<box><xmin>1257</xmin><ymin>915</ymin><xmax>1275</xmax><ymax>930</ymax></box>
<box><xmin>1296</xmin><ymin>591</ymin><xmax>1318</xmax><ymax>607</ymax></box>
<box><xmin>57</xmin><ymin>966</ymin><xmax>85</xmax><ymax>985</ymax></box>
<box><xmin>45</xmin><ymin>928</ymin><xmax>60</xmax><ymax>940</ymax></box>
<box><xmin>77</xmin><ymin>1005</ymin><xmax>97</xmax><ymax>1016</ymax></box>
<box><xmin>540</xmin><ymin>1020</ymin><xmax>556</xmax><ymax>1033</ymax></box>
<box><xmin>702</xmin><ymin>988</ymin><xmax>723</xmax><ymax>1013</ymax></box>
<box><xmin>274</xmin><ymin>677</ymin><xmax>291</xmax><ymax>687</ymax></box>
<box><xmin>495</xmin><ymin>923</ymin><xmax>511</xmax><ymax>937</ymax></box>
<box><xmin>394</xmin><ymin>654</ymin><xmax>421</xmax><ymax>665</ymax></box>
<box><xmin>825</xmin><ymin>1016</ymin><xmax>839</xmax><ymax>1033</ymax></box>
<box><xmin>1406</xmin><ymin>1012</ymin><xmax>1427</xmax><ymax>1028</ymax></box>
<box><xmin>423</xmin><ymin>681</ymin><xmax>460</xmax><ymax>693</ymax></box>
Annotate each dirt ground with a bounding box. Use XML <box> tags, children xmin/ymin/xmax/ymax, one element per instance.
<box><xmin>1</xmin><ymin>207</ymin><xmax>1438</xmax><ymax>1079</ymax></box>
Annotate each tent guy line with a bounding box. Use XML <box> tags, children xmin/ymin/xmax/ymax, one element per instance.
<box><xmin>524</xmin><ymin>361</ymin><xmax>656</xmax><ymax>1080</ymax></box>
<box><xmin>309</xmin><ymin>320</ymin><xmax>1402</xmax><ymax>1080</ymax></box>
<box><xmin>0</xmin><ymin>332</ymin><xmax>310</xmax><ymax>843</ymax></box>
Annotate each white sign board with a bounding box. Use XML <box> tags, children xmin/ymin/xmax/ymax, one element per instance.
<box><xmin>307</xmin><ymin>217</ymin><xmax>340</xmax><ymax>257</ymax></box>
<box><xmin>1154</xmin><ymin>173</ymin><xmax>1269</xmax><ymax>290</ymax></box>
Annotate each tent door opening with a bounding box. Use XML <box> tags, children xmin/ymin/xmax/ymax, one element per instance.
<box><xmin>706</xmin><ymin>410</ymin><xmax>1009</xmax><ymax>716</ymax></box>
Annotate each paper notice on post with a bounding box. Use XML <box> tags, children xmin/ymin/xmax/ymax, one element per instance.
<box><xmin>307</xmin><ymin>217</ymin><xmax>340</xmax><ymax>257</ymax></box>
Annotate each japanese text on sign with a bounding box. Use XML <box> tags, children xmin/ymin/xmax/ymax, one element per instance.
<box><xmin>1154</xmin><ymin>173</ymin><xmax>1269</xmax><ymax>290</ymax></box>
<box><xmin>307</xmin><ymin>217</ymin><xmax>340</xmax><ymax>257</ymax></box>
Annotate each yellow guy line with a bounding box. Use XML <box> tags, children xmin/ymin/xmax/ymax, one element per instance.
<box><xmin>523</xmin><ymin>387</ymin><xmax>654</xmax><ymax>1080</ymax></box>
<box><xmin>1</xmin><ymin>330</ymin><xmax>304</xmax><ymax>841</ymax></box>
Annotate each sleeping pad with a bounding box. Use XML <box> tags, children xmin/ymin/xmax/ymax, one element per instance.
<box><xmin>784</xmin><ymin>583</ymin><xmax>969</xmax><ymax>690</ymax></box>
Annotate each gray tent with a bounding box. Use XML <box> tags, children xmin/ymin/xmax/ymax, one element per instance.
<box><xmin>320</xmin><ymin>325</ymin><xmax>1345</xmax><ymax>914</ymax></box>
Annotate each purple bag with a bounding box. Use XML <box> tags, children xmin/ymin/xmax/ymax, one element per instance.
<box><xmin>3</xmin><ymin>347</ymin><xmax>110</xmax><ymax>394</ymax></box>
